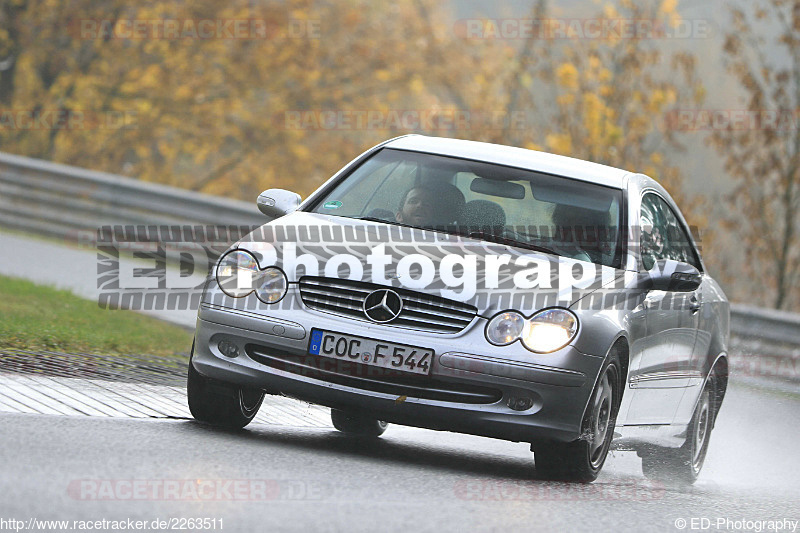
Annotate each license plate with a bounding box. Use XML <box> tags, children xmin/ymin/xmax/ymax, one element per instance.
<box><xmin>308</xmin><ymin>329</ymin><xmax>434</xmax><ymax>376</ymax></box>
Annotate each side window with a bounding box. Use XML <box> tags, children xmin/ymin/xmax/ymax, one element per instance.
<box><xmin>639</xmin><ymin>194</ymin><xmax>668</xmax><ymax>270</ymax></box>
<box><xmin>640</xmin><ymin>193</ymin><xmax>701</xmax><ymax>270</ymax></box>
<box><xmin>660</xmin><ymin>200</ymin><xmax>701</xmax><ymax>270</ymax></box>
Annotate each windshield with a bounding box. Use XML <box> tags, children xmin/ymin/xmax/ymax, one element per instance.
<box><xmin>308</xmin><ymin>148</ymin><xmax>624</xmax><ymax>268</ymax></box>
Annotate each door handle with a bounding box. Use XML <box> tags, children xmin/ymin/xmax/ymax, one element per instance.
<box><xmin>689</xmin><ymin>295</ymin><xmax>701</xmax><ymax>314</ymax></box>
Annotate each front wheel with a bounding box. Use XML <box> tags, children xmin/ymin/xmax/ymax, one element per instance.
<box><xmin>187</xmin><ymin>358</ymin><xmax>264</xmax><ymax>430</ymax></box>
<box><xmin>641</xmin><ymin>382</ymin><xmax>713</xmax><ymax>486</ymax></box>
<box><xmin>534</xmin><ymin>352</ymin><xmax>621</xmax><ymax>482</ymax></box>
<box><xmin>331</xmin><ymin>409</ymin><xmax>388</xmax><ymax>437</ymax></box>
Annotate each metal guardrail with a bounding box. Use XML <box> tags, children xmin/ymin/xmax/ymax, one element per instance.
<box><xmin>1</xmin><ymin>151</ymin><xmax>799</xmax><ymax>381</ymax></box>
<box><xmin>0</xmin><ymin>151</ymin><xmax>265</xmax><ymax>241</ymax></box>
<box><xmin>730</xmin><ymin>305</ymin><xmax>800</xmax><ymax>347</ymax></box>
<box><xmin>729</xmin><ymin>304</ymin><xmax>799</xmax><ymax>384</ymax></box>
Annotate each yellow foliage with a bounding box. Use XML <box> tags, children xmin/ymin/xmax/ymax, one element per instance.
<box><xmin>650</xmin><ymin>89</ymin><xmax>666</xmax><ymax>110</ymax></box>
<box><xmin>556</xmin><ymin>63</ymin><xmax>579</xmax><ymax>90</ymax></box>
<box><xmin>545</xmin><ymin>133</ymin><xmax>573</xmax><ymax>155</ymax></box>
<box><xmin>409</xmin><ymin>77</ymin><xmax>425</xmax><ymax>94</ymax></box>
<box><xmin>660</xmin><ymin>0</ymin><xmax>678</xmax><ymax>15</ymax></box>
<box><xmin>290</xmin><ymin>144</ymin><xmax>311</xmax><ymax>159</ymax></box>
<box><xmin>0</xmin><ymin>0</ymin><xmax>702</xmax><ymax>213</ymax></box>
<box><xmin>603</xmin><ymin>4</ymin><xmax>620</xmax><ymax>18</ymax></box>
<box><xmin>524</xmin><ymin>141</ymin><xmax>543</xmax><ymax>151</ymax></box>
<box><xmin>557</xmin><ymin>93</ymin><xmax>575</xmax><ymax>106</ymax></box>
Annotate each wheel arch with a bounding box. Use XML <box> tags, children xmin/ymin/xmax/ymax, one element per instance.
<box><xmin>686</xmin><ymin>351</ymin><xmax>728</xmax><ymax>432</ymax></box>
<box><xmin>707</xmin><ymin>353</ymin><xmax>728</xmax><ymax>428</ymax></box>
<box><xmin>577</xmin><ymin>334</ymin><xmax>629</xmax><ymax>426</ymax></box>
<box><xmin>608</xmin><ymin>334</ymin><xmax>630</xmax><ymax>409</ymax></box>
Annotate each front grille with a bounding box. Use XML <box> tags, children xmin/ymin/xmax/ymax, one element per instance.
<box><xmin>246</xmin><ymin>344</ymin><xmax>502</xmax><ymax>405</ymax></box>
<box><xmin>298</xmin><ymin>276</ymin><xmax>477</xmax><ymax>334</ymax></box>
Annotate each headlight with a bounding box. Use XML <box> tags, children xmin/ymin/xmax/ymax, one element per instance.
<box><xmin>485</xmin><ymin>311</ymin><xmax>526</xmax><ymax>346</ymax></box>
<box><xmin>255</xmin><ymin>267</ymin><xmax>288</xmax><ymax>303</ymax></box>
<box><xmin>217</xmin><ymin>250</ymin><xmax>260</xmax><ymax>298</ymax></box>
<box><xmin>216</xmin><ymin>250</ymin><xmax>288</xmax><ymax>304</ymax></box>
<box><xmin>485</xmin><ymin>308</ymin><xmax>578</xmax><ymax>353</ymax></box>
<box><xmin>521</xmin><ymin>308</ymin><xmax>578</xmax><ymax>353</ymax></box>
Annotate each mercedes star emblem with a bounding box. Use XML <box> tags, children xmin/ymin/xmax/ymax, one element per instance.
<box><xmin>362</xmin><ymin>289</ymin><xmax>403</xmax><ymax>323</ymax></box>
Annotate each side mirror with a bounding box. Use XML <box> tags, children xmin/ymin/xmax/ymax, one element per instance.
<box><xmin>256</xmin><ymin>189</ymin><xmax>301</xmax><ymax>218</ymax></box>
<box><xmin>638</xmin><ymin>259</ymin><xmax>702</xmax><ymax>292</ymax></box>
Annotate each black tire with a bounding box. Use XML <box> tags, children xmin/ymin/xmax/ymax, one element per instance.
<box><xmin>534</xmin><ymin>351</ymin><xmax>621</xmax><ymax>482</ymax></box>
<box><xmin>641</xmin><ymin>380</ymin><xmax>714</xmax><ymax>486</ymax></box>
<box><xmin>331</xmin><ymin>409</ymin><xmax>388</xmax><ymax>437</ymax></box>
<box><xmin>187</xmin><ymin>358</ymin><xmax>264</xmax><ymax>430</ymax></box>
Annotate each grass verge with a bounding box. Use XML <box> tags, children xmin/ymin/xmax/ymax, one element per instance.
<box><xmin>0</xmin><ymin>275</ymin><xmax>192</xmax><ymax>356</ymax></box>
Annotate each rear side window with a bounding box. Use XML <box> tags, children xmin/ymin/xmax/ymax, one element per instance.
<box><xmin>640</xmin><ymin>193</ymin><xmax>701</xmax><ymax>271</ymax></box>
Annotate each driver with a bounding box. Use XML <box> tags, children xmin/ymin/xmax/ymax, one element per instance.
<box><xmin>396</xmin><ymin>186</ymin><xmax>435</xmax><ymax>226</ymax></box>
<box><xmin>396</xmin><ymin>184</ymin><xmax>464</xmax><ymax>228</ymax></box>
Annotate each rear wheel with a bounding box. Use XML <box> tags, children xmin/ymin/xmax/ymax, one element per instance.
<box><xmin>534</xmin><ymin>352</ymin><xmax>621</xmax><ymax>482</ymax></box>
<box><xmin>331</xmin><ymin>409</ymin><xmax>388</xmax><ymax>437</ymax></box>
<box><xmin>187</xmin><ymin>357</ymin><xmax>264</xmax><ymax>430</ymax></box>
<box><xmin>641</xmin><ymin>381</ymin><xmax>713</xmax><ymax>486</ymax></box>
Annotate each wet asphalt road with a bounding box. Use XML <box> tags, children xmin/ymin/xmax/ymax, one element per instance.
<box><xmin>0</xmin><ymin>379</ymin><xmax>798</xmax><ymax>533</ymax></box>
<box><xmin>1</xmin><ymin>230</ymin><xmax>798</xmax><ymax>531</ymax></box>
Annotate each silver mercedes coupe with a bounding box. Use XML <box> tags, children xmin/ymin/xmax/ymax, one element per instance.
<box><xmin>188</xmin><ymin>135</ymin><xmax>729</xmax><ymax>484</ymax></box>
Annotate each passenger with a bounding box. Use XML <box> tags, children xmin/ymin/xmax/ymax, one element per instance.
<box><xmin>551</xmin><ymin>203</ymin><xmax>612</xmax><ymax>264</ymax></box>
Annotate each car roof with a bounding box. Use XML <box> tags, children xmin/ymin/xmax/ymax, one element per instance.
<box><xmin>384</xmin><ymin>135</ymin><xmax>631</xmax><ymax>189</ymax></box>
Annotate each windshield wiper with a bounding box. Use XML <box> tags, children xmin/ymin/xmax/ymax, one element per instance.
<box><xmin>355</xmin><ymin>218</ymin><xmax>558</xmax><ymax>255</ymax></box>
<box><xmin>356</xmin><ymin>216</ymin><xmax>414</xmax><ymax>229</ymax></box>
<box><xmin>464</xmin><ymin>230</ymin><xmax>559</xmax><ymax>255</ymax></box>
<box><xmin>356</xmin><ymin>216</ymin><xmax>454</xmax><ymax>235</ymax></box>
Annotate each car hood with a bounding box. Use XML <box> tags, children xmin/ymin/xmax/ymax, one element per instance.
<box><xmin>232</xmin><ymin>211</ymin><xmax>628</xmax><ymax>315</ymax></box>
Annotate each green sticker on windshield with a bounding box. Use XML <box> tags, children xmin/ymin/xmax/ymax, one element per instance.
<box><xmin>323</xmin><ymin>201</ymin><xmax>343</xmax><ymax>209</ymax></box>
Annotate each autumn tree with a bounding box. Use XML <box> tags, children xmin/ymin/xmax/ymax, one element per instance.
<box><xmin>414</xmin><ymin>0</ymin><xmax>707</xmax><ymax>232</ymax></box>
<box><xmin>0</xmin><ymin>0</ymin><xmax>27</xmax><ymax>105</ymax></box>
<box><xmin>708</xmin><ymin>0</ymin><xmax>800</xmax><ymax>310</ymax></box>
<box><xmin>0</xmin><ymin>0</ymin><xmax>509</xmax><ymax>199</ymax></box>
<box><xmin>2</xmin><ymin>0</ymin><xmax>703</xmax><ymax>198</ymax></box>
<box><xmin>509</xmin><ymin>0</ymin><xmax>703</xmax><ymax>205</ymax></box>
<box><xmin>2</xmin><ymin>0</ymin><xmax>713</xmax><ymax>275</ymax></box>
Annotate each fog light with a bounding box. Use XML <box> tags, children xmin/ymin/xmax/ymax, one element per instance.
<box><xmin>218</xmin><ymin>339</ymin><xmax>240</xmax><ymax>358</ymax></box>
<box><xmin>507</xmin><ymin>396</ymin><xmax>533</xmax><ymax>411</ymax></box>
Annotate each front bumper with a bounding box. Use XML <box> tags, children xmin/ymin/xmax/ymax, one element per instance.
<box><xmin>192</xmin><ymin>298</ymin><xmax>605</xmax><ymax>444</ymax></box>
